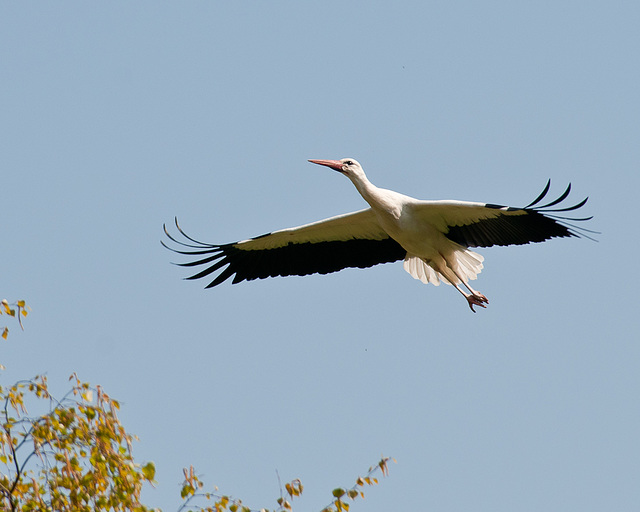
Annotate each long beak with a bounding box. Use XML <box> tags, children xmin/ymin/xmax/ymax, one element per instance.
<box><xmin>308</xmin><ymin>159</ymin><xmax>343</xmax><ymax>172</ymax></box>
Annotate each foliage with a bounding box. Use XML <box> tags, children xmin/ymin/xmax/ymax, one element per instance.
<box><xmin>321</xmin><ymin>458</ymin><xmax>391</xmax><ymax>512</ymax></box>
<box><xmin>1</xmin><ymin>300</ymin><xmax>391</xmax><ymax>511</ymax></box>
<box><xmin>1</xmin><ymin>299</ymin><xmax>29</xmax><ymax>343</ymax></box>
<box><xmin>0</xmin><ymin>373</ymin><xmax>158</xmax><ymax>511</ymax></box>
<box><xmin>177</xmin><ymin>456</ymin><xmax>392</xmax><ymax>512</ymax></box>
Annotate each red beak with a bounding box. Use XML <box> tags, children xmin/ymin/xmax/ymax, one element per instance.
<box><xmin>308</xmin><ymin>159</ymin><xmax>344</xmax><ymax>172</ymax></box>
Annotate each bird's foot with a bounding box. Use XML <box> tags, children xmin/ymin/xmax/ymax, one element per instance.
<box><xmin>466</xmin><ymin>292</ymin><xmax>489</xmax><ymax>313</ymax></box>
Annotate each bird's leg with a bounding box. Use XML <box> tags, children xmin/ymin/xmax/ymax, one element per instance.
<box><xmin>432</xmin><ymin>254</ymin><xmax>489</xmax><ymax>312</ymax></box>
<box><xmin>461</xmin><ymin>281</ymin><xmax>488</xmax><ymax>305</ymax></box>
<box><xmin>450</xmin><ymin>283</ymin><xmax>487</xmax><ymax>312</ymax></box>
<box><xmin>450</xmin><ymin>270</ymin><xmax>489</xmax><ymax>313</ymax></box>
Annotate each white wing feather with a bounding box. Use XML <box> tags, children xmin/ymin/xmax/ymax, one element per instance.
<box><xmin>236</xmin><ymin>208</ymin><xmax>390</xmax><ymax>250</ymax></box>
<box><xmin>409</xmin><ymin>200</ymin><xmax>526</xmax><ymax>232</ymax></box>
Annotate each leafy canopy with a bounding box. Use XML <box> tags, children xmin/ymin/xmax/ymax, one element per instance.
<box><xmin>1</xmin><ymin>300</ymin><xmax>391</xmax><ymax>511</ymax></box>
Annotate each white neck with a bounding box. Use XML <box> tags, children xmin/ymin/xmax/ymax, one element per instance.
<box><xmin>348</xmin><ymin>172</ymin><xmax>376</xmax><ymax>203</ymax></box>
<box><xmin>347</xmin><ymin>172</ymin><xmax>403</xmax><ymax>217</ymax></box>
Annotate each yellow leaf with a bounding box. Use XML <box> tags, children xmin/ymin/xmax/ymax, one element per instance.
<box><xmin>286</xmin><ymin>479</ymin><xmax>303</xmax><ymax>497</ymax></box>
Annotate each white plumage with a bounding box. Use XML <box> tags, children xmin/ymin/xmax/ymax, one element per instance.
<box><xmin>164</xmin><ymin>158</ymin><xmax>593</xmax><ymax>311</ymax></box>
<box><xmin>403</xmin><ymin>250</ymin><xmax>484</xmax><ymax>286</ymax></box>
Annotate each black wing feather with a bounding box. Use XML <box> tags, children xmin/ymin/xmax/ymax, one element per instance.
<box><xmin>445</xmin><ymin>181</ymin><xmax>593</xmax><ymax>248</ymax></box>
<box><xmin>524</xmin><ymin>179</ymin><xmax>551</xmax><ymax>208</ymax></box>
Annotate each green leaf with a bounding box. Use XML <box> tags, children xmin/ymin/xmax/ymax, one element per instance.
<box><xmin>141</xmin><ymin>462</ymin><xmax>156</xmax><ymax>481</ymax></box>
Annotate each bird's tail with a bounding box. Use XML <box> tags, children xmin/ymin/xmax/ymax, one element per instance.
<box><xmin>403</xmin><ymin>249</ymin><xmax>484</xmax><ymax>286</ymax></box>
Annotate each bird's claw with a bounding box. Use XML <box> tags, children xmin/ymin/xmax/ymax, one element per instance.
<box><xmin>466</xmin><ymin>292</ymin><xmax>489</xmax><ymax>312</ymax></box>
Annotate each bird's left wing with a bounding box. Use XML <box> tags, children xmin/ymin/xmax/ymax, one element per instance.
<box><xmin>163</xmin><ymin>208</ymin><xmax>406</xmax><ymax>287</ymax></box>
<box><xmin>411</xmin><ymin>180</ymin><xmax>593</xmax><ymax>248</ymax></box>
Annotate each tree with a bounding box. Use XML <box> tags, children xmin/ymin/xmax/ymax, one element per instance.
<box><xmin>0</xmin><ymin>373</ymin><xmax>157</xmax><ymax>511</ymax></box>
<box><xmin>1</xmin><ymin>300</ymin><xmax>391</xmax><ymax>511</ymax></box>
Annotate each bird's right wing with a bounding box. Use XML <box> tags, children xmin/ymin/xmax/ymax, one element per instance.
<box><xmin>163</xmin><ymin>208</ymin><xmax>406</xmax><ymax>287</ymax></box>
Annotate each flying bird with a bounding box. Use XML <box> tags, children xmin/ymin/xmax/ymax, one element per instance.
<box><xmin>163</xmin><ymin>158</ymin><xmax>593</xmax><ymax>311</ymax></box>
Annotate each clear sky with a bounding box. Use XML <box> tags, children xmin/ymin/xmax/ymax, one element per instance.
<box><xmin>2</xmin><ymin>2</ymin><xmax>639</xmax><ymax>511</ymax></box>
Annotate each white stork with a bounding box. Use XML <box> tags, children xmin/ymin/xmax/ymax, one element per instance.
<box><xmin>163</xmin><ymin>158</ymin><xmax>593</xmax><ymax>311</ymax></box>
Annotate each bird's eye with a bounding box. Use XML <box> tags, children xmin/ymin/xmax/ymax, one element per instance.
<box><xmin>344</xmin><ymin>160</ymin><xmax>353</xmax><ymax>165</ymax></box>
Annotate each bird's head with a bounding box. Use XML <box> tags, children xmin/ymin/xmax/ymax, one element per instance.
<box><xmin>308</xmin><ymin>158</ymin><xmax>364</xmax><ymax>179</ymax></box>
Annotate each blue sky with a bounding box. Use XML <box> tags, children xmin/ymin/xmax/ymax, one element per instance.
<box><xmin>2</xmin><ymin>2</ymin><xmax>639</xmax><ymax>511</ymax></box>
